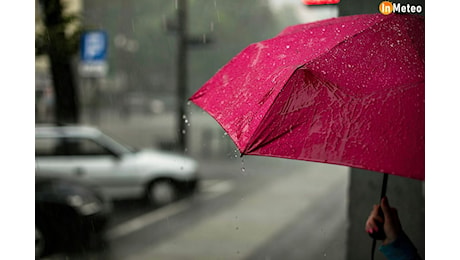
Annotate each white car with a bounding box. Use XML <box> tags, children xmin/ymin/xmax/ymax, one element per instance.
<box><xmin>35</xmin><ymin>125</ymin><xmax>200</xmax><ymax>206</ymax></box>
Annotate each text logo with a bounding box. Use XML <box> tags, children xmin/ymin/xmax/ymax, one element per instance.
<box><xmin>379</xmin><ymin>1</ymin><xmax>423</xmax><ymax>15</ymax></box>
<box><xmin>379</xmin><ymin>1</ymin><xmax>393</xmax><ymax>15</ymax></box>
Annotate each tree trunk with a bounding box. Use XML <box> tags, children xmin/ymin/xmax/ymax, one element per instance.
<box><xmin>40</xmin><ymin>0</ymin><xmax>80</xmax><ymax>124</ymax></box>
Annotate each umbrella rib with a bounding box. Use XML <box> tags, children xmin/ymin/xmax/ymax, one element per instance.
<box><xmin>244</xmin><ymin>65</ymin><xmax>321</xmax><ymax>154</ymax></box>
<box><xmin>244</xmin><ymin>66</ymin><xmax>344</xmax><ymax>155</ymax></box>
<box><xmin>242</xmin><ymin>67</ymin><xmax>302</xmax><ymax>155</ymax></box>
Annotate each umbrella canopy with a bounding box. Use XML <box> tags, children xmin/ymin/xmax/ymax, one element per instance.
<box><xmin>190</xmin><ymin>13</ymin><xmax>424</xmax><ymax>181</ymax></box>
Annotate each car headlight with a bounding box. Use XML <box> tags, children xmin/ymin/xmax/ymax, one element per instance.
<box><xmin>67</xmin><ymin>194</ymin><xmax>103</xmax><ymax>216</ymax></box>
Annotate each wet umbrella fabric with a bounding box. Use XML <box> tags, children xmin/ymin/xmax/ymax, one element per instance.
<box><xmin>190</xmin><ymin>13</ymin><xmax>424</xmax><ymax>181</ymax></box>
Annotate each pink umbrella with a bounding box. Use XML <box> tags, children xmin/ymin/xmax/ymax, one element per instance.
<box><xmin>191</xmin><ymin>13</ymin><xmax>424</xmax><ymax>248</ymax></box>
<box><xmin>190</xmin><ymin>13</ymin><xmax>424</xmax><ymax>182</ymax></box>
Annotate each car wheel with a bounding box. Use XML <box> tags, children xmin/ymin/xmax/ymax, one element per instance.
<box><xmin>146</xmin><ymin>179</ymin><xmax>177</xmax><ymax>207</ymax></box>
<box><xmin>35</xmin><ymin>225</ymin><xmax>47</xmax><ymax>258</ymax></box>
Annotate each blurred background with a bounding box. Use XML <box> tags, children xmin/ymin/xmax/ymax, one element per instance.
<box><xmin>34</xmin><ymin>0</ymin><xmax>425</xmax><ymax>259</ymax></box>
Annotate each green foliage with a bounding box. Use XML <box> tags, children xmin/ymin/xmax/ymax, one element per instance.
<box><xmin>35</xmin><ymin>0</ymin><xmax>84</xmax><ymax>57</ymax></box>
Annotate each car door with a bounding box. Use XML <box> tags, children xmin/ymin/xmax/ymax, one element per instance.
<box><xmin>35</xmin><ymin>136</ymin><xmax>142</xmax><ymax>199</ymax></box>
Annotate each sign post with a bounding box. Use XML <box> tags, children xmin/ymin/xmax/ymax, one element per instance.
<box><xmin>79</xmin><ymin>30</ymin><xmax>108</xmax><ymax>123</ymax></box>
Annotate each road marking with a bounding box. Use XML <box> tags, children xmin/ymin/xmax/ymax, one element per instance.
<box><xmin>200</xmin><ymin>179</ymin><xmax>235</xmax><ymax>200</ymax></box>
<box><xmin>106</xmin><ymin>179</ymin><xmax>234</xmax><ymax>240</ymax></box>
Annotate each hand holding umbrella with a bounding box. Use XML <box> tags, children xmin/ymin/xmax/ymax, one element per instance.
<box><xmin>366</xmin><ymin>196</ymin><xmax>402</xmax><ymax>244</ymax></box>
<box><xmin>365</xmin><ymin>197</ymin><xmax>421</xmax><ymax>260</ymax></box>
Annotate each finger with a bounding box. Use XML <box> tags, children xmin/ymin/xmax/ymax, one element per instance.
<box><xmin>369</xmin><ymin>205</ymin><xmax>384</xmax><ymax>222</ymax></box>
<box><xmin>380</xmin><ymin>196</ymin><xmax>393</xmax><ymax>219</ymax></box>
<box><xmin>366</xmin><ymin>218</ymin><xmax>375</xmax><ymax>229</ymax></box>
<box><xmin>366</xmin><ymin>215</ymin><xmax>383</xmax><ymax>232</ymax></box>
<box><xmin>370</xmin><ymin>204</ymin><xmax>380</xmax><ymax>217</ymax></box>
<box><xmin>365</xmin><ymin>221</ymin><xmax>376</xmax><ymax>233</ymax></box>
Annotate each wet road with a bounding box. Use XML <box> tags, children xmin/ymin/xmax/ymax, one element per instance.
<box><xmin>39</xmin><ymin>111</ymin><xmax>349</xmax><ymax>259</ymax></box>
<box><xmin>42</xmin><ymin>156</ymin><xmax>349</xmax><ymax>260</ymax></box>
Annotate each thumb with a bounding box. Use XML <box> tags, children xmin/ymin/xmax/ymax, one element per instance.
<box><xmin>380</xmin><ymin>196</ymin><xmax>392</xmax><ymax>219</ymax></box>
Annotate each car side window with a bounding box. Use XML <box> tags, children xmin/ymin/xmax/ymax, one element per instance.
<box><xmin>73</xmin><ymin>138</ymin><xmax>113</xmax><ymax>156</ymax></box>
<box><xmin>36</xmin><ymin>137</ymin><xmax>114</xmax><ymax>157</ymax></box>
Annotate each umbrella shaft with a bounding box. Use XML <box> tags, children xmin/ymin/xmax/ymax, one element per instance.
<box><xmin>379</xmin><ymin>173</ymin><xmax>389</xmax><ymax>199</ymax></box>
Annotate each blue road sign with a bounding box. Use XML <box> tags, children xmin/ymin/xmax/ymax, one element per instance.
<box><xmin>80</xmin><ymin>31</ymin><xmax>108</xmax><ymax>62</ymax></box>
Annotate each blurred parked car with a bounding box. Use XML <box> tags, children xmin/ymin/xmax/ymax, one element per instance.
<box><xmin>35</xmin><ymin>174</ymin><xmax>112</xmax><ymax>258</ymax></box>
<box><xmin>35</xmin><ymin>125</ymin><xmax>200</xmax><ymax>207</ymax></box>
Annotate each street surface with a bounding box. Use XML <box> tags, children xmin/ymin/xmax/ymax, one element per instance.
<box><xmin>41</xmin><ymin>110</ymin><xmax>350</xmax><ymax>259</ymax></box>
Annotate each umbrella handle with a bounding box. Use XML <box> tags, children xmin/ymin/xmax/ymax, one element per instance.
<box><xmin>369</xmin><ymin>173</ymin><xmax>388</xmax><ymax>241</ymax></box>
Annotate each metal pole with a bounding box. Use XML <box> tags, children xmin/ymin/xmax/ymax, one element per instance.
<box><xmin>177</xmin><ymin>0</ymin><xmax>188</xmax><ymax>152</ymax></box>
